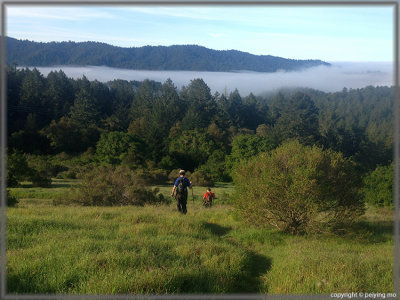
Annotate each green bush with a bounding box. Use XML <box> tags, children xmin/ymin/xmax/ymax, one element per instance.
<box><xmin>7</xmin><ymin>190</ymin><xmax>19</xmax><ymax>207</ymax></box>
<box><xmin>55</xmin><ymin>170</ymin><xmax>77</xmax><ymax>179</ymax></box>
<box><xmin>226</xmin><ymin>134</ymin><xmax>275</xmax><ymax>174</ymax></box>
<box><xmin>197</xmin><ymin>149</ymin><xmax>232</xmax><ymax>182</ymax></box>
<box><xmin>130</xmin><ymin>169</ymin><xmax>168</xmax><ymax>185</ymax></box>
<box><xmin>191</xmin><ymin>170</ymin><xmax>214</xmax><ymax>187</ymax></box>
<box><xmin>234</xmin><ymin>140</ymin><xmax>364</xmax><ymax>234</ymax></box>
<box><xmin>64</xmin><ymin>166</ymin><xmax>170</xmax><ymax>206</ymax></box>
<box><xmin>168</xmin><ymin>169</ymin><xmax>192</xmax><ymax>182</ymax></box>
<box><xmin>159</xmin><ymin>155</ymin><xmax>178</xmax><ymax>171</ymax></box>
<box><xmin>27</xmin><ymin>155</ymin><xmax>67</xmax><ymax>177</ymax></box>
<box><xmin>96</xmin><ymin>132</ymin><xmax>147</xmax><ymax>165</ymax></box>
<box><xmin>25</xmin><ymin>155</ymin><xmax>59</xmax><ymax>187</ymax></box>
<box><xmin>148</xmin><ymin>169</ymin><xmax>168</xmax><ymax>184</ymax></box>
<box><xmin>362</xmin><ymin>163</ymin><xmax>393</xmax><ymax>207</ymax></box>
<box><xmin>30</xmin><ymin>170</ymin><xmax>52</xmax><ymax>187</ymax></box>
<box><xmin>7</xmin><ymin>150</ymin><xmax>31</xmax><ymax>187</ymax></box>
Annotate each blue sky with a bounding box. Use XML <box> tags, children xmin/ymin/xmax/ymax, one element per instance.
<box><xmin>5</xmin><ymin>4</ymin><xmax>394</xmax><ymax>62</ymax></box>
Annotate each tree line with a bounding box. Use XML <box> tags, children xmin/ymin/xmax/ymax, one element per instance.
<box><xmin>8</xmin><ymin>66</ymin><xmax>393</xmax><ymax>165</ymax></box>
<box><xmin>6</xmin><ymin>36</ymin><xmax>329</xmax><ymax>72</ymax></box>
<box><xmin>6</xmin><ymin>66</ymin><xmax>394</xmax><ymax>211</ymax></box>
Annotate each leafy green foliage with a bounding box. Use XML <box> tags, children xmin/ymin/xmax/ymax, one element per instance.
<box><xmin>70</xmin><ymin>89</ymin><xmax>100</xmax><ymax>128</ymax></box>
<box><xmin>130</xmin><ymin>169</ymin><xmax>169</xmax><ymax>185</ymax></box>
<box><xmin>7</xmin><ymin>189</ymin><xmax>19</xmax><ymax>207</ymax></box>
<box><xmin>197</xmin><ymin>149</ymin><xmax>231</xmax><ymax>182</ymax></box>
<box><xmin>271</xmin><ymin>92</ymin><xmax>320</xmax><ymax>145</ymax></box>
<box><xmin>190</xmin><ymin>170</ymin><xmax>214</xmax><ymax>187</ymax></box>
<box><xmin>227</xmin><ymin>134</ymin><xmax>276</xmax><ymax>171</ymax></box>
<box><xmin>168</xmin><ymin>169</ymin><xmax>192</xmax><ymax>182</ymax></box>
<box><xmin>96</xmin><ymin>131</ymin><xmax>147</xmax><ymax>165</ymax></box>
<box><xmin>7</xmin><ymin>150</ymin><xmax>31</xmax><ymax>187</ymax></box>
<box><xmin>169</xmin><ymin>129</ymin><xmax>217</xmax><ymax>171</ymax></box>
<box><xmin>30</xmin><ymin>171</ymin><xmax>52</xmax><ymax>188</ymax></box>
<box><xmin>66</xmin><ymin>166</ymin><xmax>169</xmax><ymax>206</ymax></box>
<box><xmin>234</xmin><ymin>140</ymin><xmax>364</xmax><ymax>234</ymax></box>
<box><xmin>362</xmin><ymin>163</ymin><xmax>393</xmax><ymax>207</ymax></box>
<box><xmin>6</xmin><ymin>66</ymin><xmax>394</xmax><ymax>179</ymax></box>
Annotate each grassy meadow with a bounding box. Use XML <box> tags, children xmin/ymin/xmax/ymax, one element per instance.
<box><xmin>6</xmin><ymin>179</ymin><xmax>395</xmax><ymax>295</ymax></box>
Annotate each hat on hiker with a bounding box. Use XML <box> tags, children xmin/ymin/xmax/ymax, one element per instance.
<box><xmin>179</xmin><ymin>169</ymin><xmax>185</xmax><ymax>175</ymax></box>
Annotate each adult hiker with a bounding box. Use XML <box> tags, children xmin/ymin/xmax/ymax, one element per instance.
<box><xmin>203</xmin><ymin>187</ymin><xmax>216</xmax><ymax>208</ymax></box>
<box><xmin>171</xmin><ymin>170</ymin><xmax>192</xmax><ymax>214</ymax></box>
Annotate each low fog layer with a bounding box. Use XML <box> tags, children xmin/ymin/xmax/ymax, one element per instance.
<box><xmin>34</xmin><ymin>62</ymin><xmax>393</xmax><ymax>96</ymax></box>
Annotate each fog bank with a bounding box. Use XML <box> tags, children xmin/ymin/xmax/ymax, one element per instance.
<box><xmin>33</xmin><ymin>62</ymin><xmax>393</xmax><ymax>96</ymax></box>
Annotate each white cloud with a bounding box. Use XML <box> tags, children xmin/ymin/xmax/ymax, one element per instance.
<box><xmin>6</xmin><ymin>6</ymin><xmax>117</xmax><ymax>21</ymax></box>
<box><xmin>30</xmin><ymin>62</ymin><xmax>393</xmax><ymax>96</ymax></box>
<box><xmin>118</xmin><ymin>6</ymin><xmax>222</xmax><ymax>21</ymax></box>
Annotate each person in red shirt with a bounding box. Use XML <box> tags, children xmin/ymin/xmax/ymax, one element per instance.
<box><xmin>203</xmin><ymin>188</ymin><xmax>216</xmax><ymax>207</ymax></box>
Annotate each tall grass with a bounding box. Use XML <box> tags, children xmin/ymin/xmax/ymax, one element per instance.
<box><xmin>6</xmin><ymin>180</ymin><xmax>394</xmax><ymax>294</ymax></box>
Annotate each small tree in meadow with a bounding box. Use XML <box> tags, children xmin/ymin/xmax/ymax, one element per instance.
<box><xmin>7</xmin><ymin>190</ymin><xmax>19</xmax><ymax>207</ymax></box>
<box><xmin>362</xmin><ymin>163</ymin><xmax>393</xmax><ymax>207</ymax></box>
<box><xmin>65</xmin><ymin>166</ymin><xmax>170</xmax><ymax>206</ymax></box>
<box><xmin>234</xmin><ymin>140</ymin><xmax>364</xmax><ymax>234</ymax></box>
<box><xmin>7</xmin><ymin>150</ymin><xmax>31</xmax><ymax>187</ymax></box>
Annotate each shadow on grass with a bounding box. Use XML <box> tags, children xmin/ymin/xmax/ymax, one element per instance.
<box><xmin>7</xmin><ymin>271</ymin><xmax>82</xmax><ymax>294</ymax></box>
<box><xmin>199</xmin><ymin>221</ymin><xmax>272</xmax><ymax>293</ymax></box>
<box><xmin>202</xmin><ymin>222</ymin><xmax>232</xmax><ymax>236</ymax></box>
<box><xmin>234</xmin><ymin>250</ymin><xmax>272</xmax><ymax>293</ymax></box>
<box><xmin>336</xmin><ymin>220</ymin><xmax>393</xmax><ymax>244</ymax></box>
<box><xmin>50</xmin><ymin>183</ymin><xmax>73</xmax><ymax>188</ymax></box>
<box><xmin>18</xmin><ymin>182</ymin><xmax>72</xmax><ymax>189</ymax></box>
<box><xmin>171</xmin><ymin>250</ymin><xmax>271</xmax><ymax>293</ymax></box>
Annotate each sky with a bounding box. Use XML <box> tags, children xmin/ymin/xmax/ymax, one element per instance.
<box><xmin>4</xmin><ymin>4</ymin><xmax>394</xmax><ymax>63</ymax></box>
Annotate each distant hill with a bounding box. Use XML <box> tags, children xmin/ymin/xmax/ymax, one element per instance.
<box><xmin>5</xmin><ymin>36</ymin><xmax>330</xmax><ymax>72</ymax></box>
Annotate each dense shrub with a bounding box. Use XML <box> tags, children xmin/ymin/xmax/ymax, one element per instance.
<box><xmin>7</xmin><ymin>190</ymin><xmax>19</xmax><ymax>207</ymax></box>
<box><xmin>168</xmin><ymin>129</ymin><xmax>217</xmax><ymax>171</ymax></box>
<box><xmin>148</xmin><ymin>169</ymin><xmax>168</xmax><ymax>184</ymax></box>
<box><xmin>96</xmin><ymin>132</ymin><xmax>147</xmax><ymax>165</ymax></box>
<box><xmin>159</xmin><ymin>155</ymin><xmax>178</xmax><ymax>171</ymax></box>
<box><xmin>55</xmin><ymin>170</ymin><xmax>77</xmax><ymax>179</ymax></box>
<box><xmin>131</xmin><ymin>169</ymin><xmax>168</xmax><ymax>185</ymax></box>
<box><xmin>234</xmin><ymin>140</ymin><xmax>364</xmax><ymax>234</ymax></box>
<box><xmin>7</xmin><ymin>150</ymin><xmax>31</xmax><ymax>187</ymax></box>
<box><xmin>191</xmin><ymin>170</ymin><xmax>214</xmax><ymax>187</ymax></box>
<box><xmin>65</xmin><ymin>166</ymin><xmax>170</xmax><ymax>206</ymax></box>
<box><xmin>226</xmin><ymin>134</ymin><xmax>275</xmax><ymax>173</ymax></box>
<box><xmin>362</xmin><ymin>163</ymin><xmax>393</xmax><ymax>207</ymax></box>
<box><xmin>25</xmin><ymin>155</ymin><xmax>60</xmax><ymax>187</ymax></box>
<box><xmin>30</xmin><ymin>170</ymin><xmax>52</xmax><ymax>187</ymax></box>
<box><xmin>168</xmin><ymin>169</ymin><xmax>192</xmax><ymax>182</ymax></box>
<box><xmin>197</xmin><ymin>149</ymin><xmax>232</xmax><ymax>182</ymax></box>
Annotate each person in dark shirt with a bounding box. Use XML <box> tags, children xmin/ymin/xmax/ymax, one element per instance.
<box><xmin>171</xmin><ymin>170</ymin><xmax>192</xmax><ymax>214</ymax></box>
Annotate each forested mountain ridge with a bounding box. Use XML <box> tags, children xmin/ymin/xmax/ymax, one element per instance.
<box><xmin>5</xmin><ymin>36</ymin><xmax>330</xmax><ymax>72</ymax></box>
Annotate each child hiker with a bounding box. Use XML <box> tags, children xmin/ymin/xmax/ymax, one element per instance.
<box><xmin>203</xmin><ymin>187</ymin><xmax>216</xmax><ymax>208</ymax></box>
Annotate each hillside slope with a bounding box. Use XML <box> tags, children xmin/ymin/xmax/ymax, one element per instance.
<box><xmin>5</xmin><ymin>36</ymin><xmax>330</xmax><ymax>72</ymax></box>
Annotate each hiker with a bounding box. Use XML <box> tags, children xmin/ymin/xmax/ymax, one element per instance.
<box><xmin>203</xmin><ymin>187</ymin><xmax>216</xmax><ymax>208</ymax></box>
<box><xmin>171</xmin><ymin>170</ymin><xmax>192</xmax><ymax>214</ymax></box>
